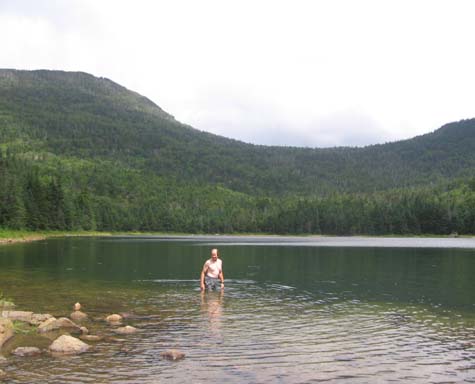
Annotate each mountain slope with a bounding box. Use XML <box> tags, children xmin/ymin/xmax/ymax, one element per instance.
<box><xmin>1</xmin><ymin>68</ymin><xmax>474</xmax><ymax>196</ymax></box>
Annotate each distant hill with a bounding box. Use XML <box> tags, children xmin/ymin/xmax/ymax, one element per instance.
<box><xmin>1</xmin><ymin>69</ymin><xmax>474</xmax><ymax>235</ymax></box>
<box><xmin>1</xmin><ymin>69</ymin><xmax>474</xmax><ymax>196</ymax></box>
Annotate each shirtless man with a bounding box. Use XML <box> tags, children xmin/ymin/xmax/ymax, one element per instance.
<box><xmin>200</xmin><ymin>248</ymin><xmax>224</xmax><ymax>291</ymax></box>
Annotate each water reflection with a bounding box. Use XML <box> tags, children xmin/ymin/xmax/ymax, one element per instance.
<box><xmin>201</xmin><ymin>290</ymin><xmax>224</xmax><ymax>342</ymax></box>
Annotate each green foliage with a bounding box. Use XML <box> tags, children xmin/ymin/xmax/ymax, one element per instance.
<box><xmin>0</xmin><ymin>291</ymin><xmax>15</xmax><ymax>309</ymax></box>
<box><xmin>12</xmin><ymin>320</ymin><xmax>36</xmax><ymax>335</ymax></box>
<box><xmin>0</xmin><ymin>69</ymin><xmax>475</xmax><ymax>235</ymax></box>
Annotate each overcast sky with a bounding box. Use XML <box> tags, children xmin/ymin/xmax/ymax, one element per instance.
<box><xmin>1</xmin><ymin>0</ymin><xmax>474</xmax><ymax>147</ymax></box>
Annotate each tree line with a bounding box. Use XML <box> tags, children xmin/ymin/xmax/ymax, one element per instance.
<box><xmin>1</xmin><ymin>151</ymin><xmax>474</xmax><ymax>235</ymax></box>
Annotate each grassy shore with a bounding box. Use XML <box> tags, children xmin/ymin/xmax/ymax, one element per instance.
<box><xmin>0</xmin><ymin>230</ymin><xmax>113</xmax><ymax>245</ymax></box>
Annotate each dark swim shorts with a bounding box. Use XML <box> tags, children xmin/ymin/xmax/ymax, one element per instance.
<box><xmin>205</xmin><ymin>276</ymin><xmax>221</xmax><ymax>290</ymax></box>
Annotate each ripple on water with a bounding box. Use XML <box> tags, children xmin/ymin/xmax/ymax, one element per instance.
<box><xmin>4</xmin><ymin>281</ymin><xmax>475</xmax><ymax>383</ymax></box>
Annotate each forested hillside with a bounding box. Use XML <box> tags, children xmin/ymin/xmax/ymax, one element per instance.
<box><xmin>1</xmin><ymin>69</ymin><xmax>474</xmax><ymax>234</ymax></box>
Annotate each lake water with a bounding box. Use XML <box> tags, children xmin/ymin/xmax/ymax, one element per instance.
<box><xmin>0</xmin><ymin>236</ymin><xmax>474</xmax><ymax>383</ymax></box>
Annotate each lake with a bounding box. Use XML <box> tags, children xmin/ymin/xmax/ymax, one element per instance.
<box><xmin>0</xmin><ymin>236</ymin><xmax>474</xmax><ymax>383</ymax></box>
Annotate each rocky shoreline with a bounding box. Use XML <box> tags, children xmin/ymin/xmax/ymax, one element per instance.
<box><xmin>0</xmin><ymin>302</ymin><xmax>184</xmax><ymax>380</ymax></box>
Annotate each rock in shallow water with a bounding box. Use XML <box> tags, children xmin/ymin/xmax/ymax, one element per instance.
<box><xmin>1</xmin><ymin>310</ymin><xmax>33</xmax><ymax>323</ymax></box>
<box><xmin>106</xmin><ymin>314</ymin><xmax>123</xmax><ymax>323</ymax></box>
<box><xmin>114</xmin><ymin>326</ymin><xmax>138</xmax><ymax>335</ymax></box>
<box><xmin>160</xmin><ymin>349</ymin><xmax>185</xmax><ymax>361</ymax></box>
<box><xmin>30</xmin><ymin>313</ymin><xmax>53</xmax><ymax>326</ymax></box>
<box><xmin>12</xmin><ymin>347</ymin><xmax>42</xmax><ymax>357</ymax></box>
<box><xmin>37</xmin><ymin>317</ymin><xmax>80</xmax><ymax>333</ymax></box>
<box><xmin>49</xmin><ymin>335</ymin><xmax>90</xmax><ymax>354</ymax></box>
<box><xmin>70</xmin><ymin>311</ymin><xmax>88</xmax><ymax>322</ymax></box>
<box><xmin>79</xmin><ymin>334</ymin><xmax>103</xmax><ymax>342</ymax></box>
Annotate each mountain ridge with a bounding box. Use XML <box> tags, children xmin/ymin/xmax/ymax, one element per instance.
<box><xmin>1</xmin><ymin>68</ymin><xmax>474</xmax><ymax>196</ymax></box>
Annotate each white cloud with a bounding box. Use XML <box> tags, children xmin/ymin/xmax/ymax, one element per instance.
<box><xmin>1</xmin><ymin>0</ymin><xmax>474</xmax><ymax>147</ymax></box>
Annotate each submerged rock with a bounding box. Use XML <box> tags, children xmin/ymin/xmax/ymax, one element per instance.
<box><xmin>49</xmin><ymin>335</ymin><xmax>90</xmax><ymax>354</ymax></box>
<box><xmin>114</xmin><ymin>326</ymin><xmax>138</xmax><ymax>335</ymax></box>
<box><xmin>79</xmin><ymin>326</ymin><xmax>89</xmax><ymax>335</ymax></box>
<box><xmin>0</xmin><ymin>318</ymin><xmax>14</xmax><ymax>348</ymax></box>
<box><xmin>70</xmin><ymin>311</ymin><xmax>88</xmax><ymax>322</ymax></box>
<box><xmin>0</xmin><ymin>356</ymin><xmax>7</xmax><ymax>365</ymax></box>
<box><xmin>160</xmin><ymin>349</ymin><xmax>185</xmax><ymax>361</ymax></box>
<box><xmin>12</xmin><ymin>347</ymin><xmax>42</xmax><ymax>357</ymax></box>
<box><xmin>79</xmin><ymin>334</ymin><xmax>103</xmax><ymax>342</ymax></box>
<box><xmin>0</xmin><ymin>369</ymin><xmax>6</xmax><ymax>378</ymax></box>
<box><xmin>106</xmin><ymin>314</ymin><xmax>123</xmax><ymax>323</ymax></box>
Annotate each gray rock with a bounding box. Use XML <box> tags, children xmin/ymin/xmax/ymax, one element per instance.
<box><xmin>49</xmin><ymin>335</ymin><xmax>90</xmax><ymax>354</ymax></box>
<box><xmin>114</xmin><ymin>325</ymin><xmax>138</xmax><ymax>335</ymax></box>
<box><xmin>160</xmin><ymin>349</ymin><xmax>185</xmax><ymax>361</ymax></box>
<box><xmin>0</xmin><ymin>318</ymin><xmax>14</xmax><ymax>348</ymax></box>
<box><xmin>12</xmin><ymin>347</ymin><xmax>42</xmax><ymax>357</ymax></box>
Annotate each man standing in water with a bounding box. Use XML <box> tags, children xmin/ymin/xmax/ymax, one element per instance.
<box><xmin>200</xmin><ymin>248</ymin><xmax>224</xmax><ymax>291</ymax></box>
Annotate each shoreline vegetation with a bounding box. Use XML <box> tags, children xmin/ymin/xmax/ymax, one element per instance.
<box><xmin>0</xmin><ymin>229</ymin><xmax>473</xmax><ymax>246</ymax></box>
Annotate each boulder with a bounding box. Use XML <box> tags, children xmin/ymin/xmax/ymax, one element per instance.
<box><xmin>55</xmin><ymin>317</ymin><xmax>80</xmax><ymax>329</ymax></box>
<box><xmin>1</xmin><ymin>310</ymin><xmax>33</xmax><ymax>323</ymax></box>
<box><xmin>70</xmin><ymin>311</ymin><xmax>88</xmax><ymax>322</ymax></box>
<box><xmin>114</xmin><ymin>326</ymin><xmax>138</xmax><ymax>335</ymax></box>
<box><xmin>37</xmin><ymin>317</ymin><xmax>80</xmax><ymax>333</ymax></box>
<box><xmin>0</xmin><ymin>318</ymin><xmax>14</xmax><ymax>348</ymax></box>
<box><xmin>30</xmin><ymin>313</ymin><xmax>53</xmax><ymax>326</ymax></box>
<box><xmin>160</xmin><ymin>349</ymin><xmax>185</xmax><ymax>361</ymax></box>
<box><xmin>106</xmin><ymin>314</ymin><xmax>122</xmax><ymax>323</ymax></box>
<box><xmin>49</xmin><ymin>335</ymin><xmax>90</xmax><ymax>354</ymax></box>
<box><xmin>74</xmin><ymin>302</ymin><xmax>81</xmax><ymax>311</ymax></box>
<box><xmin>79</xmin><ymin>335</ymin><xmax>103</xmax><ymax>342</ymax></box>
<box><xmin>12</xmin><ymin>347</ymin><xmax>42</xmax><ymax>357</ymax></box>
<box><xmin>37</xmin><ymin>317</ymin><xmax>58</xmax><ymax>333</ymax></box>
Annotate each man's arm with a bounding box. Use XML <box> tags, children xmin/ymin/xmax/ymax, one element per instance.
<box><xmin>219</xmin><ymin>264</ymin><xmax>224</xmax><ymax>289</ymax></box>
<box><xmin>200</xmin><ymin>262</ymin><xmax>208</xmax><ymax>291</ymax></box>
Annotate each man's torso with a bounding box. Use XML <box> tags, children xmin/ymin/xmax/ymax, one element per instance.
<box><xmin>205</xmin><ymin>258</ymin><xmax>222</xmax><ymax>278</ymax></box>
